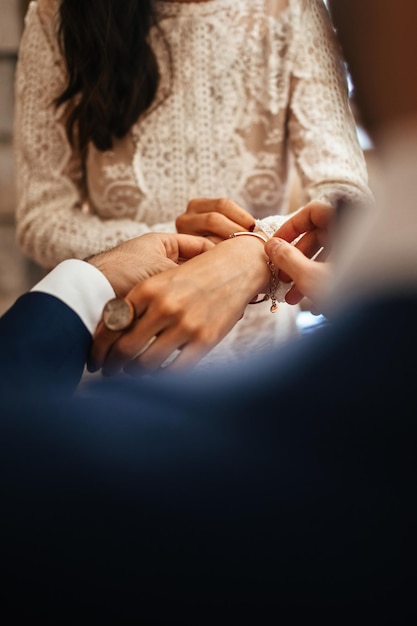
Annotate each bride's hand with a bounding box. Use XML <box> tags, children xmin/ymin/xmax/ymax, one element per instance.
<box><xmin>176</xmin><ymin>197</ymin><xmax>255</xmax><ymax>244</ymax></box>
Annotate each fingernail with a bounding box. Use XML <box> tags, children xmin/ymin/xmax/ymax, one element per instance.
<box><xmin>249</xmin><ymin>222</ymin><xmax>256</xmax><ymax>232</ymax></box>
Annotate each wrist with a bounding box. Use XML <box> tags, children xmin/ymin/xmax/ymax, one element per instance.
<box><xmin>228</xmin><ymin>232</ymin><xmax>281</xmax><ymax>309</ymax></box>
<box><xmin>32</xmin><ymin>260</ymin><xmax>115</xmax><ymax>335</ymax></box>
<box><xmin>87</xmin><ymin>251</ymin><xmax>122</xmax><ymax>297</ymax></box>
<box><xmin>220</xmin><ymin>234</ymin><xmax>271</xmax><ymax>299</ymax></box>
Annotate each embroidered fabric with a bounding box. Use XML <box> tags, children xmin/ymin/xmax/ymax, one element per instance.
<box><xmin>14</xmin><ymin>0</ymin><xmax>373</xmax><ymax>367</ymax></box>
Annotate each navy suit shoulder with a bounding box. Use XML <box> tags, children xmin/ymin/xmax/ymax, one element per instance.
<box><xmin>0</xmin><ymin>291</ymin><xmax>91</xmax><ymax>396</ymax></box>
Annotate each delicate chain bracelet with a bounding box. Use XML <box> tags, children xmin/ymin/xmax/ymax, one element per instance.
<box><xmin>228</xmin><ymin>231</ymin><xmax>278</xmax><ymax>313</ymax></box>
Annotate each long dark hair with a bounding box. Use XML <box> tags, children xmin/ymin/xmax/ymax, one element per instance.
<box><xmin>55</xmin><ymin>0</ymin><xmax>160</xmax><ymax>152</ymax></box>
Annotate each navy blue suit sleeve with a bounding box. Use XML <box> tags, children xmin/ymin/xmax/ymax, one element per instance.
<box><xmin>0</xmin><ymin>291</ymin><xmax>91</xmax><ymax>395</ymax></box>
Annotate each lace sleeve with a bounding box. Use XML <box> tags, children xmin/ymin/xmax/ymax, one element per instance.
<box><xmin>287</xmin><ymin>0</ymin><xmax>372</xmax><ymax>207</ymax></box>
<box><xmin>14</xmin><ymin>3</ymin><xmax>171</xmax><ymax>270</ymax></box>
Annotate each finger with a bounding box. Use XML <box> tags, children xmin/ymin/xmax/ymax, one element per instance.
<box><xmin>273</xmin><ymin>201</ymin><xmax>333</xmax><ymax>243</ymax></box>
<box><xmin>186</xmin><ymin>197</ymin><xmax>255</xmax><ymax>228</ymax></box>
<box><xmin>123</xmin><ymin>348</ymin><xmax>181</xmax><ymax>376</ymax></box>
<box><xmin>310</xmin><ymin>304</ymin><xmax>324</xmax><ymax>316</ymax></box>
<box><xmin>278</xmin><ymin>229</ymin><xmax>327</xmax><ymax>283</ymax></box>
<box><xmin>100</xmin><ymin>273</ymin><xmax>191</xmax><ymax>375</ymax></box>
<box><xmin>294</xmin><ymin>228</ymin><xmax>329</xmax><ymax>257</ymax></box>
<box><xmin>265</xmin><ymin>237</ymin><xmax>328</xmax><ymax>306</ymax></box>
<box><xmin>284</xmin><ymin>284</ymin><xmax>305</xmax><ymax>306</ymax></box>
<box><xmin>163</xmin><ymin>318</ymin><xmax>237</xmax><ymax>372</ymax></box>
<box><xmin>101</xmin><ymin>327</ymin><xmax>158</xmax><ymax>376</ymax></box>
<box><xmin>282</xmin><ymin>261</ymin><xmax>328</xmax><ymax>307</ymax></box>
<box><xmin>177</xmin><ymin>212</ymin><xmax>253</xmax><ymax>240</ymax></box>
<box><xmin>90</xmin><ymin>290</ymin><xmax>150</xmax><ymax>372</ymax></box>
<box><xmin>162</xmin><ymin>340</ymin><xmax>213</xmax><ymax>372</ymax></box>
<box><xmin>87</xmin><ymin>322</ymin><xmax>123</xmax><ymax>372</ymax></box>
<box><xmin>206</xmin><ymin>235</ymin><xmax>225</xmax><ymax>245</ymax></box>
<box><xmin>266</xmin><ymin>238</ymin><xmax>313</xmax><ymax>282</ymax></box>
<box><xmin>123</xmin><ymin>329</ymin><xmax>187</xmax><ymax>375</ymax></box>
<box><xmin>100</xmin><ymin>301</ymin><xmax>172</xmax><ymax>376</ymax></box>
<box><xmin>163</xmin><ymin>233</ymin><xmax>214</xmax><ymax>262</ymax></box>
<box><xmin>312</xmin><ymin>247</ymin><xmax>330</xmax><ymax>263</ymax></box>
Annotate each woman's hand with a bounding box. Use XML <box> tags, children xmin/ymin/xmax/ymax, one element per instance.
<box><xmin>176</xmin><ymin>197</ymin><xmax>255</xmax><ymax>244</ymax></box>
<box><xmin>88</xmin><ymin>235</ymin><xmax>270</xmax><ymax>376</ymax></box>
<box><xmin>266</xmin><ymin>201</ymin><xmax>334</xmax><ymax>312</ymax></box>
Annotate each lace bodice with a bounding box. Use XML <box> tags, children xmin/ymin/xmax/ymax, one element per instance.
<box><xmin>15</xmin><ymin>0</ymin><xmax>371</xmax><ymax>268</ymax></box>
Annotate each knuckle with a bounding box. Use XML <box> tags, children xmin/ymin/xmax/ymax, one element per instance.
<box><xmin>183</xmin><ymin>320</ymin><xmax>219</xmax><ymax>347</ymax></box>
<box><xmin>199</xmin><ymin>328</ymin><xmax>222</xmax><ymax>350</ymax></box>
<box><xmin>175</xmin><ymin>214</ymin><xmax>186</xmax><ymax>230</ymax></box>
<box><xmin>214</xmin><ymin>197</ymin><xmax>231</xmax><ymax>213</ymax></box>
<box><xmin>205</xmin><ymin>211</ymin><xmax>220</xmax><ymax>229</ymax></box>
<box><xmin>186</xmin><ymin>198</ymin><xmax>198</xmax><ymax>213</ymax></box>
<box><xmin>158</xmin><ymin>300</ymin><xmax>180</xmax><ymax>318</ymax></box>
<box><xmin>176</xmin><ymin>315</ymin><xmax>203</xmax><ymax>339</ymax></box>
<box><xmin>148</xmin><ymin>292</ymin><xmax>183</xmax><ymax>319</ymax></box>
<box><xmin>138</xmin><ymin>281</ymin><xmax>159</xmax><ymax>301</ymax></box>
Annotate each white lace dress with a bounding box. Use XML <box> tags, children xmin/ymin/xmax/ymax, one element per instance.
<box><xmin>14</xmin><ymin>0</ymin><xmax>372</xmax><ymax>367</ymax></box>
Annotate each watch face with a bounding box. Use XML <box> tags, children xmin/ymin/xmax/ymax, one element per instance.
<box><xmin>102</xmin><ymin>297</ymin><xmax>135</xmax><ymax>332</ymax></box>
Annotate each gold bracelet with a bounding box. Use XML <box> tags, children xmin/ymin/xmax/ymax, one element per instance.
<box><xmin>229</xmin><ymin>231</ymin><xmax>268</xmax><ymax>243</ymax></box>
<box><xmin>228</xmin><ymin>231</ymin><xmax>278</xmax><ymax>313</ymax></box>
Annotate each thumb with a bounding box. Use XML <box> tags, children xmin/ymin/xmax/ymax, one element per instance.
<box><xmin>266</xmin><ymin>237</ymin><xmax>330</xmax><ymax>307</ymax></box>
<box><xmin>265</xmin><ymin>237</ymin><xmax>305</xmax><ymax>276</ymax></box>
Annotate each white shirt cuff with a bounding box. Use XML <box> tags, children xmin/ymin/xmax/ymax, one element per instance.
<box><xmin>31</xmin><ymin>259</ymin><xmax>116</xmax><ymax>335</ymax></box>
